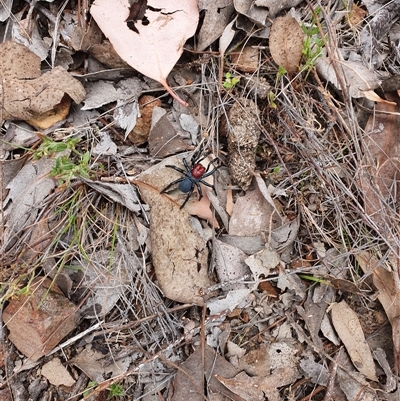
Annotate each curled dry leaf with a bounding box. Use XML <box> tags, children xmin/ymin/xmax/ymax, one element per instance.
<box><xmin>0</xmin><ymin>42</ymin><xmax>85</xmax><ymax>127</ymax></box>
<box><xmin>172</xmin><ymin>345</ymin><xmax>240</xmax><ymax>401</ymax></box>
<box><xmin>217</xmin><ymin>366</ymin><xmax>299</xmax><ymax>401</ymax></box>
<box><xmin>128</xmin><ymin>95</ymin><xmax>162</xmax><ymax>146</ymax></box>
<box><xmin>269</xmin><ymin>15</ymin><xmax>304</xmax><ymax>74</ymax></box>
<box><xmin>90</xmin><ymin>0</ymin><xmax>199</xmax><ymax>107</ymax></box>
<box><xmin>135</xmin><ymin>155</ymin><xmax>214</xmax><ymax>305</ymax></box>
<box><xmin>227</xmin><ymin>98</ymin><xmax>260</xmax><ymax>190</ymax></box>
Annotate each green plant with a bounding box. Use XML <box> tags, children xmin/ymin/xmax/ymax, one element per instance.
<box><xmin>301</xmin><ymin>7</ymin><xmax>325</xmax><ymax>76</ymax></box>
<box><xmin>276</xmin><ymin>65</ymin><xmax>287</xmax><ymax>80</ymax></box>
<box><xmin>268</xmin><ymin>91</ymin><xmax>277</xmax><ymax>109</ymax></box>
<box><xmin>33</xmin><ymin>136</ymin><xmax>80</xmax><ymax>159</ymax></box>
<box><xmin>108</xmin><ymin>383</ymin><xmax>124</xmax><ymax>399</ymax></box>
<box><xmin>83</xmin><ymin>381</ymin><xmax>97</xmax><ymax>397</ymax></box>
<box><xmin>52</xmin><ymin>150</ymin><xmax>91</xmax><ymax>186</ymax></box>
<box><xmin>34</xmin><ymin>136</ymin><xmax>91</xmax><ymax>186</ymax></box>
<box><xmin>223</xmin><ymin>72</ymin><xmax>240</xmax><ymax>89</ymax></box>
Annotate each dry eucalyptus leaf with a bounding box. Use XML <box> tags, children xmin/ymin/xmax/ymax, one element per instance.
<box><xmin>84</xmin><ymin>179</ymin><xmax>143</xmax><ymax>213</ymax></box>
<box><xmin>61</xmin><ymin>11</ymin><xmax>103</xmax><ymax>51</ymax></box>
<box><xmin>270</xmin><ymin>215</ymin><xmax>300</xmax><ymax>252</ymax></box>
<box><xmin>233</xmin><ymin>0</ymin><xmax>269</xmax><ymax>27</ymax></box>
<box><xmin>255</xmin><ymin>0</ymin><xmax>304</xmax><ymax>18</ymax></box>
<box><xmin>356</xmin><ymin>252</ymin><xmax>400</xmax><ymax>323</ymax></box>
<box><xmin>148</xmin><ymin>107</ymin><xmax>189</xmax><ymax>157</ymax></box>
<box><xmin>229</xmin><ymin>184</ymin><xmax>280</xmax><ymax>236</ymax></box>
<box><xmin>231</xmin><ymin>46</ymin><xmax>259</xmax><ymax>73</ymax></box>
<box><xmin>70</xmin><ymin>344</ymin><xmax>132</xmax><ymax>383</ymax></box>
<box><xmin>0</xmin><ymin>0</ymin><xmax>12</xmax><ymax>22</ymax></box>
<box><xmin>90</xmin><ymin>0</ymin><xmax>199</xmax><ymax>106</ymax></box>
<box><xmin>269</xmin><ymin>15</ymin><xmax>304</xmax><ymax>74</ymax></box>
<box><xmin>336</xmin><ymin>352</ymin><xmax>377</xmax><ymax>401</ymax></box>
<box><xmin>330</xmin><ymin>301</ymin><xmax>378</xmax><ymax>381</ymax></box>
<box><xmin>197</xmin><ymin>0</ymin><xmax>235</xmax><ymax>51</ymax></box>
<box><xmin>215</xmin><ymin>240</ymin><xmax>250</xmax><ymax>283</ymax></box>
<box><xmin>299</xmin><ymin>355</ymin><xmax>329</xmax><ymax>386</ymax></box>
<box><xmin>136</xmin><ymin>156</ymin><xmax>214</xmax><ymax>305</ymax></box>
<box><xmin>1</xmin><ymin>156</ymin><xmax>56</xmax><ymax>254</ymax></box>
<box><xmin>207</xmin><ymin>288</ymin><xmax>254</xmax><ymax>315</ymax></box>
<box><xmin>78</xmin><ymin>250</ymin><xmax>129</xmax><ymax>319</ymax></box>
<box><xmin>217</xmin><ymin>366</ymin><xmax>299</xmax><ymax>401</ymax></box>
<box><xmin>128</xmin><ymin>95</ymin><xmax>162</xmax><ymax>146</ymax></box>
<box><xmin>316</xmin><ymin>58</ymin><xmax>380</xmax><ymax>98</ymax></box>
<box><xmin>0</xmin><ymin>42</ymin><xmax>85</xmax><ymax>126</ymax></box>
<box><xmin>245</xmin><ymin>245</ymin><xmax>281</xmax><ymax>278</ymax></box>
<box><xmin>172</xmin><ymin>345</ymin><xmax>240</xmax><ymax>401</ymax></box>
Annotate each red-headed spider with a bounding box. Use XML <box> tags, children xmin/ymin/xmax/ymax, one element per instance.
<box><xmin>160</xmin><ymin>151</ymin><xmax>220</xmax><ymax>209</ymax></box>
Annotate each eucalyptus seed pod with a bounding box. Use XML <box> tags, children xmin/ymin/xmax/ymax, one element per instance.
<box><xmin>227</xmin><ymin>98</ymin><xmax>260</xmax><ymax>190</ymax></box>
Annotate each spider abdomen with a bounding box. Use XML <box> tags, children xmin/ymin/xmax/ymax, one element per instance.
<box><xmin>179</xmin><ymin>178</ymin><xmax>194</xmax><ymax>193</ymax></box>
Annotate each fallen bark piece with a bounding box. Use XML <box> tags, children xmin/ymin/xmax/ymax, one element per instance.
<box><xmin>3</xmin><ymin>278</ymin><xmax>80</xmax><ymax>361</ymax></box>
<box><xmin>41</xmin><ymin>358</ymin><xmax>75</xmax><ymax>387</ymax></box>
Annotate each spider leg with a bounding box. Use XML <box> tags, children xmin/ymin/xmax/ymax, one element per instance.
<box><xmin>180</xmin><ymin>184</ymin><xmax>195</xmax><ymax>209</ymax></box>
<box><xmin>199</xmin><ymin>179</ymin><xmax>218</xmax><ymax>195</ymax></box>
<box><xmin>202</xmin><ymin>157</ymin><xmax>219</xmax><ymax>174</ymax></box>
<box><xmin>182</xmin><ymin>157</ymin><xmax>192</xmax><ymax>172</ymax></box>
<box><xmin>201</xmin><ymin>164</ymin><xmax>221</xmax><ymax>178</ymax></box>
<box><xmin>199</xmin><ymin>180</ymin><xmax>214</xmax><ymax>188</ymax></box>
<box><xmin>165</xmin><ymin>165</ymin><xmax>187</xmax><ymax>175</ymax></box>
<box><xmin>160</xmin><ymin>177</ymin><xmax>185</xmax><ymax>193</ymax></box>
<box><xmin>190</xmin><ymin>149</ymin><xmax>206</xmax><ymax>166</ymax></box>
<box><xmin>195</xmin><ymin>181</ymin><xmax>203</xmax><ymax>200</ymax></box>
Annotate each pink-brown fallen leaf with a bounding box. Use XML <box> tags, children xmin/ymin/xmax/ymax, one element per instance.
<box><xmin>185</xmin><ymin>188</ymin><xmax>219</xmax><ymax>227</ymax></box>
<box><xmin>90</xmin><ymin>0</ymin><xmax>199</xmax><ymax>107</ymax></box>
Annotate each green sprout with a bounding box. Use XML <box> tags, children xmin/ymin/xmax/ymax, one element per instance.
<box><xmin>223</xmin><ymin>72</ymin><xmax>240</xmax><ymax>89</ymax></box>
<box><xmin>301</xmin><ymin>7</ymin><xmax>325</xmax><ymax>76</ymax></box>
<box><xmin>33</xmin><ymin>136</ymin><xmax>80</xmax><ymax>159</ymax></box>
<box><xmin>52</xmin><ymin>150</ymin><xmax>91</xmax><ymax>186</ymax></box>
<box><xmin>83</xmin><ymin>381</ymin><xmax>97</xmax><ymax>397</ymax></box>
<box><xmin>107</xmin><ymin>383</ymin><xmax>124</xmax><ymax>399</ymax></box>
<box><xmin>268</xmin><ymin>91</ymin><xmax>277</xmax><ymax>109</ymax></box>
<box><xmin>33</xmin><ymin>136</ymin><xmax>92</xmax><ymax>186</ymax></box>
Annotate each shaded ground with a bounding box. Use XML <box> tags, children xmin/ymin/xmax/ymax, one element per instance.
<box><xmin>1</xmin><ymin>0</ymin><xmax>400</xmax><ymax>400</ymax></box>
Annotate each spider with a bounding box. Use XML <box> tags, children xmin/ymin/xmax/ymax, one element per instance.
<box><xmin>160</xmin><ymin>151</ymin><xmax>220</xmax><ymax>209</ymax></box>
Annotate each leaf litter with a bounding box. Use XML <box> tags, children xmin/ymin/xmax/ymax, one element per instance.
<box><xmin>2</xmin><ymin>0</ymin><xmax>400</xmax><ymax>400</ymax></box>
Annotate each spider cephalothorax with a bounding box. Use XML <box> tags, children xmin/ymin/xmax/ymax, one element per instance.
<box><xmin>160</xmin><ymin>151</ymin><xmax>220</xmax><ymax>209</ymax></box>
